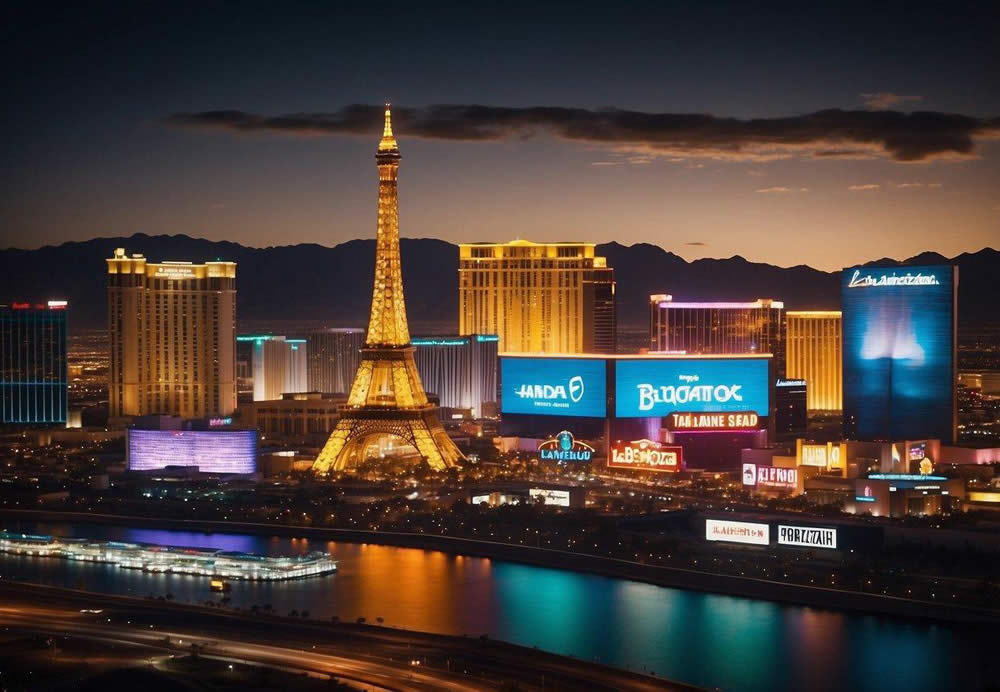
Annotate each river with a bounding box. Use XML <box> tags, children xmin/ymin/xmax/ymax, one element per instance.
<box><xmin>0</xmin><ymin>519</ymin><xmax>989</xmax><ymax>691</ymax></box>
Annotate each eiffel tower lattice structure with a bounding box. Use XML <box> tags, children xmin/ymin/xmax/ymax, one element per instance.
<box><xmin>313</xmin><ymin>107</ymin><xmax>463</xmax><ymax>473</ymax></box>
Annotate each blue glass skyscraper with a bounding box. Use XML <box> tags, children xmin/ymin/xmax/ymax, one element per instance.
<box><xmin>842</xmin><ymin>266</ymin><xmax>957</xmax><ymax>443</ymax></box>
<box><xmin>1</xmin><ymin>301</ymin><xmax>68</xmax><ymax>425</ymax></box>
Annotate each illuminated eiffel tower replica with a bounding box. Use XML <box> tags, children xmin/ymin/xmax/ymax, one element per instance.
<box><xmin>313</xmin><ymin>107</ymin><xmax>463</xmax><ymax>473</ymax></box>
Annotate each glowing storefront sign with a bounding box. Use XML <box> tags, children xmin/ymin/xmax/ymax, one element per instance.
<box><xmin>867</xmin><ymin>473</ymin><xmax>947</xmax><ymax>481</ymax></box>
<box><xmin>799</xmin><ymin>442</ymin><xmax>842</xmax><ymax>469</ymax></box>
<box><xmin>615</xmin><ymin>358</ymin><xmax>769</xmax><ymax>418</ymax></box>
<box><xmin>800</xmin><ymin>444</ymin><xmax>828</xmax><ymax>467</ymax></box>
<box><xmin>501</xmin><ymin>358</ymin><xmax>606</xmax><ymax>417</ymax></box>
<box><xmin>668</xmin><ymin>411</ymin><xmax>759</xmax><ymax>431</ymax></box>
<box><xmin>778</xmin><ymin>525</ymin><xmax>837</xmax><ymax>549</ymax></box>
<box><xmin>608</xmin><ymin>439</ymin><xmax>682</xmax><ymax>472</ymax></box>
<box><xmin>756</xmin><ymin>466</ymin><xmax>797</xmax><ymax>489</ymax></box>
<box><xmin>471</xmin><ymin>494</ymin><xmax>491</xmax><ymax>505</ymax></box>
<box><xmin>537</xmin><ymin>431</ymin><xmax>594</xmax><ymax>462</ymax></box>
<box><xmin>529</xmin><ymin>488</ymin><xmax>571</xmax><ymax>507</ymax></box>
<box><xmin>705</xmin><ymin>519</ymin><xmax>769</xmax><ymax>546</ymax></box>
<box><xmin>208</xmin><ymin>417</ymin><xmax>233</xmax><ymax>427</ymax></box>
<box><xmin>742</xmin><ymin>463</ymin><xmax>757</xmax><ymax>486</ymax></box>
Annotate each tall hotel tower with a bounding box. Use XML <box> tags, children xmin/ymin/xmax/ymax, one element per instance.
<box><xmin>785</xmin><ymin>311</ymin><xmax>842</xmax><ymax>411</ymax></box>
<box><xmin>107</xmin><ymin>249</ymin><xmax>236</xmax><ymax>420</ymax></box>
<box><xmin>458</xmin><ymin>241</ymin><xmax>616</xmax><ymax>354</ymax></box>
<box><xmin>313</xmin><ymin>108</ymin><xmax>462</xmax><ymax>472</ymax></box>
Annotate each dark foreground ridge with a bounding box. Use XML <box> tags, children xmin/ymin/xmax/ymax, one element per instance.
<box><xmin>0</xmin><ymin>580</ymin><xmax>692</xmax><ymax>691</ymax></box>
<box><xmin>5</xmin><ymin>509</ymin><xmax>1000</xmax><ymax>626</ymax></box>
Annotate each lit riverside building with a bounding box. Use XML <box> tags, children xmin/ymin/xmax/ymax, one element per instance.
<box><xmin>0</xmin><ymin>301</ymin><xmax>68</xmax><ymax>425</ymax></box>
<box><xmin>648</xmin><ymin>295</ymin><xmax>786</xmax><ymax>378</ymax></box>
<box><xmin>785</xmin><ymin>311</ymin><xmax>842</xmax><ymax>411</ymax></box>
<box><xmin>107</xmin><ymin>248</ymin><xmax>236</xmax><ymax>420</ymax></box>
<box><xmin>412</xmin><ymin>334</ymin><xmax>498</xmax><ymax>414</ymax></box>
<box><xmin>458</xmin><ymin>240</ymin><xmax>616</xmax><ymax>354</ymax></box>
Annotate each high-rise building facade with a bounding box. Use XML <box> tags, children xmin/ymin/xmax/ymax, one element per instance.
<box><xmin>1</xmin><ymin>301</ymin><xmax>68</xmax><ymax>425</ymax></box>
<box><xmin>458</xmin><ymin>240</ymin><xmax>616</xmax><ymax>354</ymax></box>
<box><xmin>107</xmin><ymin>249</ymin><xmax>236</xmax><ymax>420</ymax></box>
<box><xmin>842</xmin><ymin>265</ymin><xmax>957</xmax><ymax>443</ymax></box>
<box><xmin>786</xmin><ymin>311</ymin><xmax>842</xmax><ymax>411</ymax></box>
<box><xmin>412</xmin><ymin>334</ymin><xmax>498</xmax><ymax>414</ymax></box>
<box><xmin>649</xmin><ymin>296</ymin><xmax>785</xmax><ymax>378</ymax></box>
<box><xmin>236</xmin><ymin>335</ymin><xmax>308</xmax><ymax>402</ymax></box>
<box><xmin>301</xmin><ymin>328</ymin><xmax>364</xmax><ymax>394</ymax></box>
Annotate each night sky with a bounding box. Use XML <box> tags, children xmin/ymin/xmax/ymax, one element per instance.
<box><xmin>2</xmin><ymin>1</ymin><xmax>998</xmax><ymax>270</ymax></box>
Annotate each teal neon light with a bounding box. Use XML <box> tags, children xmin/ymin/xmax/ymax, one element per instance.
<box><xmin>476</xmin><ymin>335</ymin><xmax>499</xmax><ymax>342</ymax></box>
<box><xmin>855</xmin><ymin>496</ymin><xmax>876</xmax><ymax>502</ymax></box>
<box><xmin>867</xmin><ymin>474</ymin><xmax>947</xmax><ymax>482</ymax></box>
<box><xmin>412</xmin><ymin>338</ymin><xmax>468</xmax><ymax>346</ymax></box>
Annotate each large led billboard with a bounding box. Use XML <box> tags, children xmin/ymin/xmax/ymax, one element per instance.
<box><xmin>500</xmin><ymin>357</ymin><xmax>606</xmax><ymax>417</ymax></box>
<box><xmin>615</xmin><ymin>358</ymin><xmax>769</xmax><ymax>418</ymax></box>
<box><xmin>127</xmin><ymin>429</ymin><xmax>258</xmax><ymax>474</ymax></box>
<box><xmin>842</xmin><ymin>265</ymin><xmax>956</xmax><ymax>443</ymax></box>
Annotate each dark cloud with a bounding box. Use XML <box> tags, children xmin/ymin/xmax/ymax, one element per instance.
<box><xmin>861</xmin><ymin>92</ymin><xmax>923</xmax><ymax>110</ymax></box>
<box><xmin>164</xmin><ymin>105</ymin><xmax>1000</xmax><ymax>163</ymax></box>
<box><xmin>684</xmin><ymin>241</ymin><xmax>707</xmax><ymax>246</ymax></box>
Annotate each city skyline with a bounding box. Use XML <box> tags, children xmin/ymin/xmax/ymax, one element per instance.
<box><xmin>2</xmin><ymin>3</ymin><xmax>998</xmax><ymax>270</ymax></box>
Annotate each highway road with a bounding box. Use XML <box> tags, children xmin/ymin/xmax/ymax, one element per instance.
<box><xmin>0</xmin><ymin>582</ymin><xmax>687</xmax><ymax>691</ymax></box>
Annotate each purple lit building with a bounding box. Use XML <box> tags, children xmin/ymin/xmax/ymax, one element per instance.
<box><xmin>127</xmin><ymin>417</ymin><xmax>257</xmax><ymax>474</ymax></box>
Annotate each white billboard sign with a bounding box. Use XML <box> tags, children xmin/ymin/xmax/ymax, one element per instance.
<box><xmin>705</xmin><ymin>519</ymin><xmax>769</xmax><ymax>546</ymax></box>
<box><xmin>777</xmin><ymin>525</ymin><xmax>837</xmax><ymax>550</ymax></box>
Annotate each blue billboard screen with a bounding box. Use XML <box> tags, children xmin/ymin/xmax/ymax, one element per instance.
<box><xmin>615</xmin><ymin>358</ymin><xmax>769</xmax><ymax>418</ymax></box>
<box><xmin>500</xmin><ymin>358</ymin><xmax>606</xmax><ymax>417</ymax></box>
<box><xmin>842</xmin><ymin>265</ymin><xmax>956</xmax><ymax>443</ymax></box>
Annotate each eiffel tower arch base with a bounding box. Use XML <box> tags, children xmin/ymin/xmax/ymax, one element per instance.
<box><xmin>313</xmin><ymin>408</ymin><xmax>462</xmax><ymax>473</ymax></box>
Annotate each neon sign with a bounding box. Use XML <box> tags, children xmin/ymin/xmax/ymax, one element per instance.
<box><xmin>668</xmin><ymin>411</ymin><xmax>759</xmax><ymax>431</ymax></box>
<box><xmin>538</xmin><ymin>431</ymin><xmax>594</xmax><ymax>462</ymax></box>
<box><xmin>608</xmin><ymin>439</ymin><xmax>682</xmax><ymax>472</ymax></box>
<box><xmin>848</xmin><ymin>269</ymin><xmax>941</xmax><ymax>288</ymax></box>
<box><xmin>755</xmin><ymin>466</ymin><xmax>797</xmax><ymax>489</ymax></box>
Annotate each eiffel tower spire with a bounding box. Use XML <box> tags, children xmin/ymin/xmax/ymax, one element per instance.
<box><xmin>365</xmin><ymin>104</ymin><xmax>408</xmax><ymax>347</ymax></box>
<box><xmin>313</xmin><ymin>106</ymin><xmax>463</xmax><ymax>473</ymax></box>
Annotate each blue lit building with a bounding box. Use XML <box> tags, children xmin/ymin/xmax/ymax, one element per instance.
<box><xmin>0</xmin><ymin>301</ymin><xmax>68</xmax><ymax>425</ymax></box>
<box><xmin>841</xmin><ymin>265</ymin><xmax>957</xmax><ymax>443</ymax></box>
<box><xmin>412</xmin><ymin>334</ymin><xmax>498</xmax><ymax>415</ymax></box>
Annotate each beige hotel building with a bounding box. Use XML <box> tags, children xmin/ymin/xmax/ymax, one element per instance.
<box><xmin>107</xmin><ymin>248</ymin><xmax>236</xmax><ymax>420</ymax></box>
<box><xmin>785</xmin><ymin>310</ymin><xmax>842</xmax><ymax>411</ymax></box>
<box><xmin>458</xmin><ymin>240</ymin><xmax>616</xmax><ymax>354</ymax></box>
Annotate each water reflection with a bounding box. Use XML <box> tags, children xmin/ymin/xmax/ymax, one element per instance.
<box><xmin>0</xmin><ymin>520</ymin><xmax>989</xmax><ymax>691</ymax></box>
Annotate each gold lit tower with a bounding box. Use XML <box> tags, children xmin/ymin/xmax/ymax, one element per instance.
<box><xmin>313</xmin><ymin>107</ymin><xmax>462</xmax><ymax>473</ymax></box>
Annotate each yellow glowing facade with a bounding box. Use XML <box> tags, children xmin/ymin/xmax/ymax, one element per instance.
<box><xmin>458</xmin><ymin>241</ymin><xmax>616</xmax><ymax>354</ymax></box>
<box><xmin>107</xmin><ymin>249</ymin><xmax>236</xmax><ymax>419</ymax></box>
<box><xmin>786</xmin><ymin>310</ymin><xmax>842</xmax><ymax>411</ymax></box>
<box><xmin>314</xmin><ymin>108</ymin><xmax>462</xmax><ymax>473</ymax></box>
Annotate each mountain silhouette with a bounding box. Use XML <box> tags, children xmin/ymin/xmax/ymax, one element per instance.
<box><xmin>1</xmin><ymin>234</ymin><xmax>996</xmax><ymax>330</ymax></box>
